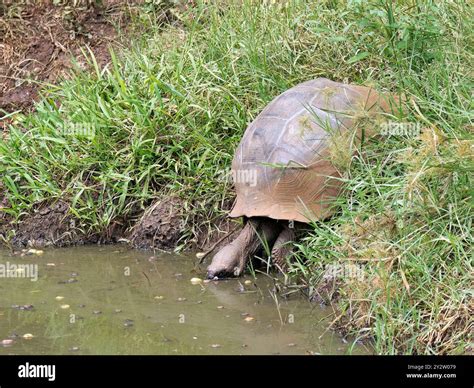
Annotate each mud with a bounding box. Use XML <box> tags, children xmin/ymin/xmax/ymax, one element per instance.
<box><xmin>130</xmin><ymin>197</ymin><xmax>185</xmax><ymax>250</ymax></box>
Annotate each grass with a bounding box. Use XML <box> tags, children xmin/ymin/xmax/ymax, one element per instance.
<box><xmin>0</xmin><ymin>0</ymin><xmax>472</xmax><ymax>354</ymax></box>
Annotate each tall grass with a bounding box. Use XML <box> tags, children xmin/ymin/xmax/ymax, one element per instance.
<box><xmin>0</xmin><ymin>0</ymin><xmax>472</xmax><ymax>354</ymax></box>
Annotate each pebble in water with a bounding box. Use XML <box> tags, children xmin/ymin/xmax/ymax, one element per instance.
<box><xmin>210</xmin><ymin>344</ymin><xmax>221</xmax><ymax>349</ymax></box>
<box><xmin>217</xmin><ymin>305</ymin><xmax>224</xmax><ymax>310</ymax></box>
<box><xmin>177</xmin><ymin>297</ymin><xmax>186</xmax><ymax>302</ymax></box>
<box><xmin>244</xmin><ymin>280</ymin><xmax>252</xmax><ymax>286</ymax></box>
<box><xmin>1</xmin><ymin>339</ymin><xmax>14</xmax><ymax>347</ymax></box>
<box><xmin>244</xmin><ymin>316</ymin><xmax>255</xmax><ymax>322</ymax></box>
<box><xmin>60</xmin><ymin>304</ymin><xmax>70</xmax><ymax>310</ymax></box>
<box><xmin>55</xmin><ymin>296</ymin><xmax>65</xmax><ymax>301</ymax></box>
<box><xmin>18</xmin><ymin>305</ymin><xmax>34</xmax><ymax>311</ymax></box>
<box><xmin>70</xmin><ymin>347</ymin><xmax>80</xmax><ymax>352</ymax></box>
<box><xmin>154</xmin><ymin>296</ymin><xmax>164</xmax><ymax>300</ymax></box>
<box><xmin>123</xmin><ymin>319</ymin><xmax>134</xmax><ymax>328</ymax></box>
<box><xmin>23</xmin><ymin>334</ymin><xmax>34</xmax><ymax>340</ymax></box>
<box><xmin>190</xmin><ymin>277</ymin><xmax>202</xmax><ymax>285</ymax></box>
<box><xmin>26</xmin><ymin>249</ymin><xmax>44</xmax><ymax>256</ymax></box>
<box><xmin>114</xmin><ymin>309</ymin><xmax>122</xmax><ymax>313</ymax></box>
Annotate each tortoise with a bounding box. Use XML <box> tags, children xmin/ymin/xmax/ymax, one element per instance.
<box><xmin>206</xmin><ymin>78</ymin><xmax>398</xmax><ymax>279</ymax></box>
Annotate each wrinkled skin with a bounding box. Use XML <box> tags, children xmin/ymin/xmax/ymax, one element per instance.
<box><xmin>206</xmin><ymin>217</ymin><xmax>297</xmax><ymax>279</ymax></box>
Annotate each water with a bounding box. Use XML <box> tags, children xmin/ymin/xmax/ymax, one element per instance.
<box><xmin>0</xmin><ymin>246</ymin><xmax>369</xmax><ymax>355</ymax></box>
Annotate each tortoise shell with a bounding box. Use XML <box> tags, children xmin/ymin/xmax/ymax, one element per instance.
<box><xmin>229</xmin><ymin>78</ymin><xmax>396</xmax><ymax>223</ymax></box>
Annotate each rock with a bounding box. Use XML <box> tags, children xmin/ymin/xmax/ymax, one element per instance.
<box><xmin>154</xmin><ymin>296</ymin><xmax>164</xmax><ymax>300</ymax></box>
<box><xmin>18</xmin><ymin>305</ymin><xmax>34</xmax><ymax>311</ymax></box>
<box><xmin>123</xmin><ymin>319</ymin><xmax>134</xmax><ymax>327</ymax></box>
<box><xmin>195</xmin><ymin>252</ymin><xmax>206</xmax><ymax>259</ymax></box>
<box><xmin>60</xmin><ymin>304</ymin><xmax>70</xmax><ymax>310</ymax></box>
<box><xmin>55</xmin><ymin>296</ymin><xmax>65</xmax><ymax>301</ymax></box>
<box><xmin>244</xmin><ymin>316</ymin><xmax>255</xmax><ymax>322</ymax></box>
<box><xmin>244</xmin><ymin>280</ymin><xmax>252</xmax><ymax>286</ymax></box>
<box><xmin>190</xmin><ymin>277</ymin><xmax>202</xmax><ymax>285</ymax></box>
<box><xmin>92</xmin><ymin>310</ymin><xmax>102</xmax><ymax>315</ymax></box>
<box><xmin>177</xmin><ymin>297</ymin><xmax>186</xmax><ymax>302</ymax></box>
<box><xmin>210</xmin><ymin>344</ymin><xmax>221</xmax><ymax>348</ymax></box>
<box><xmin>23</xmin><ymin>333</ymin><xmax>34</xmax><ymax>340</ymax></box>
<box><xmin>26</xmin><ymin>249</ymin><xmax>43</xmax><ymax>256</ymax></box>
<box><xmin>1</xmin><ymin>339</ymin><xmax>14</xmax><ymax>346</ymax></box>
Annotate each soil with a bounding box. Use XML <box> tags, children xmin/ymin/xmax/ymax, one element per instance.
<box><xmin>0</xmin><ymin>195</ymin><xmax>237</xmax><ymax>255</ymax></box>
<box><xmin>1</xmin><ymin>1</ymin><xmax>130</xmax><ymax>115</ymax></box>
<box><xmin>130</xmin><ymin>197</ymin><xmax>186</xmax><ymax>250</ymax></box>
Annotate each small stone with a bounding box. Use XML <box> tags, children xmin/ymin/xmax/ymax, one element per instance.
<box><xmin>210</xmin><ymin>344</ymin><xmax>221</xmax><ymax>348</ymax></box>
<box><xmin>244</xmin><ymin>280</ymin><xmax>252</xmax><ymax>286</ymax></box>
<box><xmin>190</xmin><ymin>277</ymin><xmax>202</xmax><ymax>285</ymax></box>
<box><xmin>67</xmin><ymin>278</ymin><xmax>78</xmax><ymax>284</ymax></box>
<box><xmin>71</xmin><ymin>272</ymin><xmax>79</xmax><ymax>277</ymax></box>
<box><xmin>70</xmin><ymin>346</ymin><xmax>80</xmax><ymax>352</ymax></box>
<box><xmin>46</xmin><ymin>263</ymin><xmax>56</xmax><ymax>267</ymax></box>
<box><xmin>287</xmin><ymin>343</ymin><xmax>297</xmax><ymax>347</ymax></box>
<box><xmin>240</xmin><ymin>312</ymin><xmax>250</xmax><ymax>317</ymax></box>
<box><xmin>114</xmin><ymin>309</ymin><xmax>122</xmax><ymax>313</ymax></box>
<box><xmin>92</xmin><ymin>310</ymin><xmax>102</xmax><ymax>315</ymax></box>
<box><xmin>1</xmin><ymin>339</ymin><xmax>14</xmax><ymax>346</ymax></box>
<box><xmin>19</xmin><ymin>305</ymin><xmax>34</xmax><ymax>311</ymax></box>
<box><xmin>60</xmin><ymin>304</ymin><xmax>70</xmax><ymax>310</ymax></box>
<box><xmin>244</xmin><ymin>316</ymin><xmax>255</xmax><ymax>322</ymax></box>
<box><xmin>123</xmin><ymin>319</ymin><xmax>134</xmax><ymax>327</ymax></box>
<box><xmin>55</xmin><ymin>296</ymin><xmax>65</xmax><ymax>301</ymax></box>
<box><xmin>177</xmin><ymin>298</ymin><xmax>186</xmax><ymax>302</ymax></box>
<box><xmin>154</xmin><ymin>296</ymin><xmax>164</xmax><ymax>300</ymax></box>
<box><xmin>217</xmin><ymin>305</ymin><xmax>224</xmax><ymax>309</ymax></box>
<box><xmin>195</xmin><ymin>252</ymin><xmax>206</xmax><ymax>259</ymax></box>
<box><xmin>26</xmin><ymin>249</ymin><xmax>43</xmax><ymax>256</ymax></box>
<box><xmin>23</xmin><ymin>333</ymin><xmax>34</xmax><ymax>340</ymax></box>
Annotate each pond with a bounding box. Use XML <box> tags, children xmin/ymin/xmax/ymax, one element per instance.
<box><xmin>0</xmin><ymin>246</ymin><xmax>370</xmax><ymax>355</ymax></box>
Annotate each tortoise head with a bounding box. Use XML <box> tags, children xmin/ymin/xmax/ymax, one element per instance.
<box><xmin>206</xmin><ymin>244</ymin><xmax>243</xmax><ymax>280</ymax></box>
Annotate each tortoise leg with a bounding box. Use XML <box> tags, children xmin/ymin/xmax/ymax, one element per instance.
<box><xmin>206</xmin><ymin>218</ymin><xmax>280</xmax><ymax>279</ymax></box>
<box><xmin>271</xmin><ymin>225</ymin><xmax>295</xmax><ymax>272</ymax></box>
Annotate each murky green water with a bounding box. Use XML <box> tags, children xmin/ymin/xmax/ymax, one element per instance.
<box><xmin>0</xmin><ymin>246</ymin><xmax>369</xmax><ymax>355</ymax></box>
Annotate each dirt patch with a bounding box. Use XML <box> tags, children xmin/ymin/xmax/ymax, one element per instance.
<box><xmin>130</xmin><ymin>197</ymin><xmax>186</xmax><ymax>250</ymax></box>
<box><xmin>4</xmin><ymin>200</ymin><xmax>84</xmax><ymax>247</ymax></box>
<box><xmin>0</xmin><ymin>0</ymin><xmax>151</xmax><ymax>115</ymax></box>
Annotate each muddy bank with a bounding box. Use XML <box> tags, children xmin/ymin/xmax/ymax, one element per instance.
<box><xmin>0</xmin><ymin>195</ymin><xmax>237</xmax><ymax>256</ymax></box>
